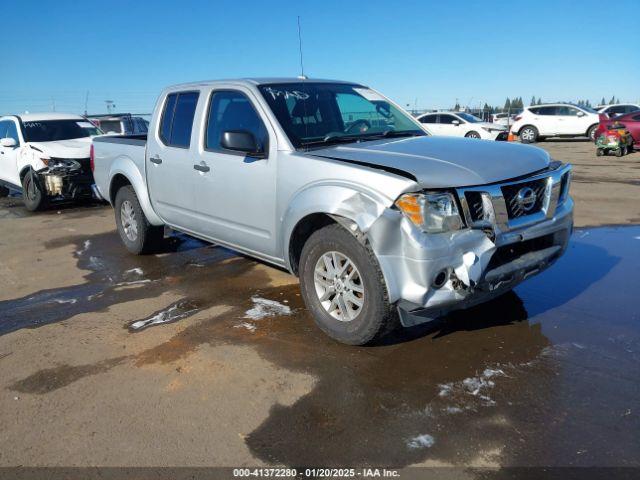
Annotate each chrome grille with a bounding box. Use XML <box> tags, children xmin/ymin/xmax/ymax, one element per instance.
<box><xmin>464</xmin><ymin>191</ymin><xmax>484</xmax><ymax>222</ymax></box>
<box><xmin>501</xmin><ymin>178</ymin><xmax>548</xmax><ymax>219</ymax></box>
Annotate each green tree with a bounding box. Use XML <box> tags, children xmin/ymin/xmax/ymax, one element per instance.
<box><xmin>504</xmin><ymin>98</ymin><xmax>511</xmax><ymax>112</ymax></box>
<box><xmin>601</xmin><ymin>97</ymin><xmax>606</xmax><ymax>106</ymax></box>
<box><xmin>609</xmin><ymin>96</ymin><xmax>616</xmax><ymax>104</ymax></box>
<box><xmin>530</xmin><ymin>96</ymin><xmax>536</xmax><ymax>106</ymax></box>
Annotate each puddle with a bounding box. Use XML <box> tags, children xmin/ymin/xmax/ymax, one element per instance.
<box><xmin>2</xmin><ymin>224</ymin><xmax>639</xmax><ymax>467</ymax></box>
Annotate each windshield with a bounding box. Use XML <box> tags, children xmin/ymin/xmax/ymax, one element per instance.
<box><xmin>22</xmin><ymin>120</ymin><xmax>97</xmax><ymax>142</ymax></box>
<box><xmin>258</xmin><ymin>83</ymin><xmax>425</xmax><ymax>148</ymax></box>
<box><xmin>456</xmin><ymin>112</ymin><xmax>483</xmax><ymax>123</ymax></box>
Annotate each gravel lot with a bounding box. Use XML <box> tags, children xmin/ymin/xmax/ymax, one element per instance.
<box><xmin>0</xmin><ymin>140</ymin><xmax>638</xmax><ymax>469</ymax></box>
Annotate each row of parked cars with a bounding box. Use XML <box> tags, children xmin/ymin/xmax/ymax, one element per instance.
<box><xmin>417</xmin><ymin>102</ymin><xmax>640</xmax><ymax>144</ymax></box>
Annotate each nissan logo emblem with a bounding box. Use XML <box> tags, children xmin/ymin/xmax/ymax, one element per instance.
<box><xmin>517</xmin><ymin>187</ymin><xmax>537</xmax><ymax>211</ymax></box>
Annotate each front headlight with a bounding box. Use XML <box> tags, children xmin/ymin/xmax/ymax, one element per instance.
<box><xmin>395</xmin><ymin>192</ymin><xmax>464</xmax><ymax>233</ymax></box>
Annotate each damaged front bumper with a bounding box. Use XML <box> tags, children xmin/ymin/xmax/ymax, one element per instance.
<box><xmin>35</xmin><ymin>158</ymin><xmax>99</xmax><ymax>202</ymax></box>
<box><xmin>368</xmin><ymin>163</ymin><xmax>574</xmax><ymax>327</ymax></box>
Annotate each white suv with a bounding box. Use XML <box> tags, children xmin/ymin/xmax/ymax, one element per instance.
<box><xmin>510</xmin><ymin>104</ymin><xmax>600</xmax><ymax>143</ymax></box>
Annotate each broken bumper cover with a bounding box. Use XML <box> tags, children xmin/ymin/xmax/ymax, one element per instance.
<box><xmin>368</xmin><ymin>167</ymin><xmax>574</xmax><ymax>327</ymax></box>
<box><xmin>36</xmin><ymin>158</ymin><xmax>100</xmax><ymax>201</ymax></box>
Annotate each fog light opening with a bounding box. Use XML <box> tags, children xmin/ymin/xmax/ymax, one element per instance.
<box><xmin>432</xmin><ymin>269</ymin><xmax>450</xmax><ymax>289</ymax></box>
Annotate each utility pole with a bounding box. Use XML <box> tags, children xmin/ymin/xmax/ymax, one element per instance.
<box><xmin>84</xmin><ymin>91</ymin><xmax>89</xmax><ymax>116</ymax></box>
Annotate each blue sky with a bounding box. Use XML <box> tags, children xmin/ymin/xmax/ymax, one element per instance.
<box><xmin>1</xmin><ymin>0</ymin><xmax>638</xmax><ymax>114</ymax></box>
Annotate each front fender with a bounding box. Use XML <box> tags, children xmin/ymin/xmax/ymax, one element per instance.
<box><xmin>108</xmin><ymin>156</ymin><xmax>163</xmax><ymax>226</ymax></box>
<box><xmin>281</xmin><ymin>182</ymin><xmax>395</xmax><ymax>270</ymax></box>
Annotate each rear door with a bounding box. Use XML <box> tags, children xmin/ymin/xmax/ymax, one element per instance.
<box><xmin>534</xmin><ymin>106</ymin><xmax>559</xmax><ymax>135</ymax></box>
<box><xmin>146</xmin><ymin>91</ymin><xmax>201</xmax><ymax>233</ymax></box>
<box><xmin>0</xmin><ymin>119</ymin><xmax>22</xmax><ymax>187</ymax></box>
<box><xmin>194</xmin><ymin>87</ymin><xmax>279</xmax><ymax>257</ymax></box>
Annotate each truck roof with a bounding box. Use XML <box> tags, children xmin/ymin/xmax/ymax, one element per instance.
<box><xmin>166</xmin><ymin>77</ymin><xmax>364</xmax><ymax>90</ymax></box>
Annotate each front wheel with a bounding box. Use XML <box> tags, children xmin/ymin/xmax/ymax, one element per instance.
<box><xmin>114</xmin><ymin>185</ymin><xmax>164</xmax><ymax>254</ymax></box>
<box><xmin>22</xmin><ymin>170</ymin><xmax>47</xmax><ymax>211</ymax></box>
<box><xmin>519</xmin><ymin>126</ymin><xmax>538</xmax><ymax>143</ymax></box>
<box><xmin>465</xmin><ymin>131</ymin><xmax>481</xmax><ymax>139</ymax></box>
<box><xmin>299</xmin><ymin>224</ymin><xmax>398</xmax><ymax>345</ymax></box>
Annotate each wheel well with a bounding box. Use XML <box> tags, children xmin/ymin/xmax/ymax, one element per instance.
<box><xmin>587</xmin><ymin>123</ymin><xmax>598</xmax><ymax>135</ymax></box>
<box><xmin>19</xmin><ymin>167</ymin><xmax>31</xmax><ymax>182</ymax></box>
<box><xmin>288</xmin><ymin>213</ymin><xmax>336</xmax><ymax>276</ymax></box>
<box><xmin>517</xmin><ymin>124</ymin><xmax>537</xmax><ymax>135</ymax></box>
<box><xmin>109</xmin><ymin>174</ymin><xmax>131</xmax><ymax>204</ymax></box>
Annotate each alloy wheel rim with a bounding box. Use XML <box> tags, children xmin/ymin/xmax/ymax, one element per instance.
<box><xmin>314</xmin><ymin>251</ymin><xmax>365</xmax><ymax>322</ymax></box>
<box><xmin>522</xmin><ymin>129</ymin><xmax>534</xmax><ymax>140</ymax></box>
<box><xmin>120</xmin><ymin>200</ymin><xmax>138</xmax><ymax>242</ymax></box>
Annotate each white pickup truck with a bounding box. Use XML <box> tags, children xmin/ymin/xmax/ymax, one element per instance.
<box><xmin>0</xmin><ymin>113</ymin><xmax>101</xmax><ymax>210</ymax></box>
<box><xmin>92</xmin><ymin>78</ymin><xmax>573</xmax><ymax>345</ymax></box>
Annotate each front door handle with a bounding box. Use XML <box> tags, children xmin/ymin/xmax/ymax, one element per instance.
<box><xmin>150</xmin><ymin>155</ymin><xmax>162</xmax><ymax>164</ymax></box>
<box><xmin>193</xmin><ymin>162</ymin><xmax>210</xmax><ymax>173</ymax></box>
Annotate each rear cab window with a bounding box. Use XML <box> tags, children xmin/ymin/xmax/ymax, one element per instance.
<box><xmin>159</xmin><ymin>91</ymin><xmax>199</xmax><ymax>148</ymax></box>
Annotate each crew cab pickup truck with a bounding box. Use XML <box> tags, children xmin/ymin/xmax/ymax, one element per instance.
<box><xmin>92</xmin><ymin>78</ymin><xmax>573</xmax><ymax>345</ymax></box>
<box><xmin>0</xmin><ymin>113</ymin><xmax>102</xmax><ymax>210</ymax></box>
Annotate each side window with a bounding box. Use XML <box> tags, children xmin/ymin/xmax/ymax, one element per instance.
<box><xmin>159</xmin><ymin>91</ymin><xmax>199</xmax><ymax>148</ymax></box>
<box><xmin>420</xmin><ymin>115</ymin><xmax>437</xmax><ymax>124</ymax></box>
<box><xmin>0</xmin><ymin>121</ymin><xmax>19</xmax><ymax>144</ymax></box>
<box><xmin>632</xmin><ymin>114</ymin><xmax>640</xmax><ymax>121</ymax></box>
<box><xmin>529</xmin><ymin>107</ymin><xmax>540</xmax><ymax>115</ymax></box>
<box><xmin>205</xmin><ymin>90</ymin><xmax>268</xmax><ymax>154</ymax></box>
<box><xmin>0</xmin><ymin>121</ymin><xmax>8</xmax><ymax>140</ymax></box>
<box><xmin>6</xmin><ymin>122</ymin><xmax>19</xmax><ymax>143</ymax></box>
<box><xmin>538</xmin><ymin>106</ymin><xmax>558</xmax><ymax>116</ymax></box>
<box><xmin>439</xmin><ymin>115</ymin><xmax>457</xmax><ymax>125</ymax></box>
<box><xmin>560</xmin><ymin>107</ymin><xmax>580</xmax><ymax>116</ymax></box>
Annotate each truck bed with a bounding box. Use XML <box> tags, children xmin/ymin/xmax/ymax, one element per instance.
<box><xmin>92</xmin><ymin>134</ymin><xmax>148</xmax><ymax>203</ymax></box>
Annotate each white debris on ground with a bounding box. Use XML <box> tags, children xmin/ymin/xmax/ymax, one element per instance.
<box><xmin>407</xmin><ymin>434</ymin><xmax>435</xmax><ymax>449</ymax></box>
<box><xmin>124</xmin><ymin>267</ymin><xmax>144</xmax><ymax>276</ymax></box>
<box><xmin>235</xmin><ymin>296</ymin><xmax>293</xmax><ymax>333</ymax></box>
<box><xmin>438</xmin><ymin>367</ymin><xmax>506</xmax><ymax>407</ymax></box>
<box><xmin>234</xmin><ymin>322</ymin><xmax>257</xmax><ymax>332</ymax></box>
<box><xmin>244</xmin><ymin>296</ymin><xmax>291</xmax><ymax>320</ymax></box>
<box><xmin>115</xmin><ymin>279</ymin><xmax>152</xmax><ymax>287</ymax></box>
<box><xmin>76</xmin><ymin>240</ymin><xmax>91</xmax><ymax>255</ymax></box>
<box><xmin>129</xmin><ymin>301</ymin><xmax>199</xmax><ymax>331</ymax></box>
<box><xmin>50</xmin><ymin>298</ymin><xmax>77</xmax><ymax>305</ymax></box>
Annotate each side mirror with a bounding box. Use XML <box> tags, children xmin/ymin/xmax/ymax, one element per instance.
<box><xmin>452</xmin><ymin>120</ymin><xmax>460</xmax><ymax>126</ymax></box>
<box><xmin>0</xmin><ymin>137</ymin><xmax>17</xmax><ymax>148</ymax></box>
<box><xmin>576</xmin><ymin>112</ymin><xmax>585</xmax><ymax>117</ymax></box>
<box><xmin>221</xmin><ymin>130</ymin><xmax>265</xmax><ymax>157</ymax></box>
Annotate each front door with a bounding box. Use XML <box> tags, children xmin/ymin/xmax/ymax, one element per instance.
<box><xmin>147</xmin><ymin>91</ymin><xmax>201</xmax><ymax>233</ymax></box>
<box><xmin>0</xmin><ymin>119</ymin><xmax>22</xmax><ymax>187</ymax></box>
<box><xmin>556</xmin><ymin>106</ymin><xmax>584</xmax><ymax>135</ymax></box>
<box><xmin>194</xmin><ymin>88</ymin><xmax>278</xmax><ymax>258</ymax></box>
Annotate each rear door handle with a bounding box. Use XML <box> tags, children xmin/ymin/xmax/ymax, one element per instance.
<box><xmin>193</xmin><ymin>162</ymin><xmax>210</xmax><ymax>173</ymax></box>
<box><xmin>150</xmin><ymin>155</ymin><xmax>162</xmax><ymax>164</ymax></box>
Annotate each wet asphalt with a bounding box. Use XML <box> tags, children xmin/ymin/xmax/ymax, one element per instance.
<box><xmin>0</xmin><ymin>194</ymin><xmax>638</xmax><ymax>467</ymax></box>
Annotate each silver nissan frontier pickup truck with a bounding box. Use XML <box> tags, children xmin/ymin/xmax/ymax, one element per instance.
<box><xmin>92</xmin><ymin>78</ymin><xmax>573</xmax><ymax>345</ymax></box>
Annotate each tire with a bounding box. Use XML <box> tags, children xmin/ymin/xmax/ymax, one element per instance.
<box><xmin>587</xmin><ymin>125</ymin><xmax>598</xmax><ymax>142</ymax></box>
<box><xmin>22</xmin><ymin>170</ymin><xmax>47</xmax><ymax>211</ymax></box>
<box><xmin>596</xmin><ymin>148</ymin><xmax>604</xmax><ymax>157</ymax></box>
<box><xmin>299</xmin><ymin>223</ymin><xmax>398</xmax><ymax>345</ymax></box>
<box><xmin>114</xmin><ymin>185</ymin><xmax>164</xmax><ymax>254</ymax></box>
<box><xmin>615</xmin><ymin>148</ymin><xmax>623</xmax><ymax>157</ymax></box>
<box><xmin>519</xmin><ymin>126</ymin><xmax>538</xmax><ymax>143</ymax></box>
<box><xmin>465</xmin><ymin>131</ymin><xmax>481</xmax><ymax>139</ymax></box>
<box><xmin>0</xmin><ymin>185</ymin><xmax>10</xmax><ymax>198</ymax></box>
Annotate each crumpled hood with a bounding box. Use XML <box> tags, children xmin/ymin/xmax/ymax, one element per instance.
<box><xmin>309</xmin><ymin>136</ymin><xmax>550</xmax><ymax>188</ymax></box>
<box><xmin>476</xmin><ymin>121</ymin><xmax>506</xmax><ymax>130</ymax></box>
<box><xmin>27</xmin><ymin>137</ymin><xmax>92</xmax><ymax>159</ymax></box>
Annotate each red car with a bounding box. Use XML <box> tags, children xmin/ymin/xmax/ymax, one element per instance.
<box><xmin>594</xmin><ymin>112</ymin><xmax>640</xmax><ymax>147</ymax></box>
